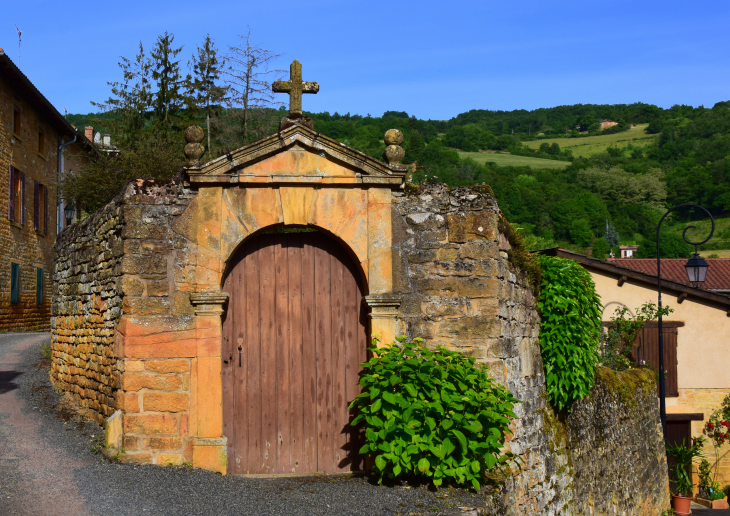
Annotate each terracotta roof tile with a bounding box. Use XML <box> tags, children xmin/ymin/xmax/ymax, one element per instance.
<box><xmin>607</xmin><ymin>258</ymin><xmax>730</xmax><ymax>292</ymax></box>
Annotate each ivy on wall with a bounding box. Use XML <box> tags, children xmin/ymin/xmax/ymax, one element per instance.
<box><xmin>537</xmin><ymin>255</ymin><xmax>602</xmax><ymax>412</ymax></box>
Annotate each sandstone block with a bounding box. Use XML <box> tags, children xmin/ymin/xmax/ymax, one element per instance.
<box><xmin>121</xmin><ymin>255</ymin><xmax>167</xmax><ymax>276</ymax></box>
<box><xmin>147</xmin><ymin>437</ymin><xmax>183</xmax><ymax>450</ymax></box>
<box><xmin>147</xmin><ymin>280</ymin><xmax>169</xmax><ymax>297</ymax></box>
<box><xmin>124</xmin><ymin>414</ymin><xmax>178</xmax><ymax>435</ymax></box>
<box><xmin>120</xmin><ymin>277</ymin><xmax>145</xmax><ymax>296</ymax></box>
<box><xmin>122</xmin><ymin>297</ymin><xmax>171</xmax><ymax>315</ymax></box>
<box><xmin>415</xmin><ymin>277</ymin><xmax>458</xmax><ymax>297</ymax></box>
<box><xmin>143</xmin><ymin>392</ymin><xmax>189</xmax><ymax>412</ymax></box>
<box><xmin>447</xmin><ymin>212</ymin><xmax>498</xmax><ymax>243</ymax></box>
<box><xmin>458</xmin><ymin>278</ymin><xmax>500</xmax><ymax>298</ymax></box>
<box><xmin>122</xmin><ymin>373</ymin><xmax>183</xmax><ymax>392</ymax></box>
<box><xmin>407</xmin><ymin>249</ymin><xmax>437</xmax><ymax>264</ymax></box>
<box><xmin>156</xmin><ymin>453</ymin><xmax>185</xmax><ymax>466</ymax></box>
<box><xmin>437</xmin><ymin>317</ymin><xmax>500</xmax><ymax>339</ymax></box>
<box><xmin>458</xmin><ymin>241</ymin><xmax>499</xmax><ymax>260</ymax></box>
<box><xmin>145</xmin><ymin>359</ymin><xmax>190</xmax><ymax>373</ymax></box>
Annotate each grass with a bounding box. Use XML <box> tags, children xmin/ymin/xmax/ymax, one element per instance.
<box><xmin>523</xmin><ymin>124</ymin><xmax>656</xmax><ymax>158</ymax></box>
<box><xmin>669</xmin><ymin>215</ymin><xmax>730</xmax><ymax>254</ymax></box>
<box><xmin>457</xmin><ymin>151</ymin><xmax>571</xmax><ymax>170</ymax></box>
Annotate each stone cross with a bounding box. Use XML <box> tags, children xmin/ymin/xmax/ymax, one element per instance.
<box><xmin>272</xmin><ymin>60</ymin><xmax>319</xmax><ymax>116</ymax></box>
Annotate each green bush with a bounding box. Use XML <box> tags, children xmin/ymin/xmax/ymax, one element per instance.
<box><xmin>350</xmin><ymin>337</ymin><xmax>518</xmax><ymax>489</ymax></box>
<box><xmin>538</xmin><ymin>256</ymin><xmax>602</xmax><ymax>411</ymax></box>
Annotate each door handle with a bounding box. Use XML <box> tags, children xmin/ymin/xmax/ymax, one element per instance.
<box><xmin>238</xmin><ymin>345</ymin><xmax>243</xmax><ymax>367</ymax></box>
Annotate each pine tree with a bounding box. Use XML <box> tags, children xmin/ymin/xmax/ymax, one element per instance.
<box><xmin>189</xmin><ymin>34</ymin><xmax>227</xmax><ymax>154</ymax></box>
<box><xmin>150</xmin><ymin>31</ymin><xmax>187</xmax><ymax>136</ymax></box>
<box><xmin>91</xmin><ymin>42</ymin><xmax>152</xmax><ymax>148</ymax></box>
<box><xmin>605</xmin><ymin>220</ymin><xmax>620</xmax><ymax>257</ymax></box>
<box><xmin>405</xmin><ymin>130</ymin><xmax>425</xmax><ymax>164</ymax></box>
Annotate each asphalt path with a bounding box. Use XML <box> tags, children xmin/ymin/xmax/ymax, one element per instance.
<box><xmin>0</xmin><ymin>333</ymin><xmax>486</xmax><ymax>516</ymax></box>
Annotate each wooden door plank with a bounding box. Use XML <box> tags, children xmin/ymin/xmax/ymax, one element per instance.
<box><xmin>275</xmin><ymin>237</ymin><xmax>292</xmax><ymax>473</ymax></box>
<box><xmin>221</xmin><ymin>255</ymin><xmax>236</xmax><ymax>473</ymax></box>
<box><xmin>343</xmin><ymin>260</ymin><xmax>362</xmax><ymax>471</ymax></box>
<box><xmin>301</xmin><ymin>237</ymin><xmax>317</xmax><ymax>472</ymax></box>
<box><xmin>315</xmin><ymin>243</ymin><xmax>334</xmax><ymax>473</ymax></box>
<box><xmin>353</xmin><ymin>268</ymin><xmax>368</xmax><ymax>471</ymax></box>
<box><xmin>244</xmin><ymin>239</ymin><xmax>262</xmax><ymax>474</ymax></box>
<box><xmin>259</xmin><ymin>235</ymin><xmax>278</xmax><ymax>473</ymax></box>
<box><xmin>288</xmin><ymin>234</ymin><xmax>305</xmax><ymax>473</ymax></box>
<box><xmin>331</xmin><ymin>248</ymin><xmax>349</xmax><ymax>472</ymax></box>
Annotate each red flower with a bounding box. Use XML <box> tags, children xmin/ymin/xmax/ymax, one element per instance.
<box><xmin>709</xmin><ymin>423</ymin><xmax>715</xmax><ymax>429</ymax></box>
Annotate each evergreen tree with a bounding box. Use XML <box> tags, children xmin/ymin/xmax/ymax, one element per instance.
<box><xmin>150</xmin><ymin>31</ymin><xmax>187</xmax><ymax>136</ymax></box>
<box><xmin>90</xmin><ymin>42</ymin><xmax>152</xmax><ymax>148</ymax></box>
<box><xmin>405</xmin><ymin>130</ymin><xmax>425</xmax><ymax>163</ymax></box>
<box><xmin>605</xmin><ymin>220</ymin><xmax>620</xmax><ymax>257</ymax></box>
<box><xmin>189</xmin><ymin>34</ymin><xmax>227</xmax><ymax>153</ymax></box>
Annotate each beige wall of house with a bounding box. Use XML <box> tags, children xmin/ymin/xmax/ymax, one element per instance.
<box><xmin>590</xmin><ymin>267</ymin><xmax>730</xmax><ymax>485</ymax></box>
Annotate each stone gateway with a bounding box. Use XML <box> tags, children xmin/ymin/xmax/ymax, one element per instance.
<box><xmin>51</xmin><ymin>62</ymin><xmax>669</xmax><ymax>514</ymax></box>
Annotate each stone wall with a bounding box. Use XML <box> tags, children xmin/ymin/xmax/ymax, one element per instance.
<box><xmin>52</xmin><ymin>191</ymin><xmax>124</xmax><ymax>423</ymax></box>
<box><xmin>391</xmin><ymin>184</ymin><xmax>669</xmax><ymax>515</ymax></box>
<box><xmin>569</xmin><ymin>367</ymin><xmax>669</xmax><ymax>515</ymax></box>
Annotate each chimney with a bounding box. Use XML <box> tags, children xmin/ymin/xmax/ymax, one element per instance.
<box><xmin>85</xmin><ymin>126</ymin><xmax>93</xmax><ymax>142</ymax></box>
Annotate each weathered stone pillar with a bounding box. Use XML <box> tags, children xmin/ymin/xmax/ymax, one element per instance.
<box><xmin>365</xmin><ymin>294</ymin><xmax>402</xmax><ymax>346</ymax></box>
<box><xmin>189</xmin><ymin>291</ymin><xmax>228</xmax><ymax>474</ymax></box>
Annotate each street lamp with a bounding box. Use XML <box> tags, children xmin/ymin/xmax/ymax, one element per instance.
<box><xmin>656</xmin><ymin>204</ymin><xmax>714</xmax><ymax>440</ymax></box>
<box><xmin>64</xmin><ymin>202</ymin><xmax>75</xmax><ymax>227</ymax></box>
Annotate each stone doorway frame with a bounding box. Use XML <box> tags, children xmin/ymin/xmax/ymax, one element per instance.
<box><xmin>168</xmin><ymin>125</ymin><xmax>406</xmax><ymax>472</ymax></box>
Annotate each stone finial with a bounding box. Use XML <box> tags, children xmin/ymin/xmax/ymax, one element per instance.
<box><xmin>383</xmin><ymin>129</ymin><xmax>405</xmax><ymax>166</ymax></box>
<box><xmin>184</xmin><ymin>126</ymin><xmax>205</xmax><ymax>164</ymax></box>
<box><xmin>272</xmin><ymin>60</ymin><xmax>319</xmax><ymax>131</ymax></box>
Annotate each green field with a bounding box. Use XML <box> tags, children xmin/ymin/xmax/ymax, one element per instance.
<box><xmin>523</xmin><ymin>124</ymin><xmax>656</xmax><ymax>158</ymax></box>
<box><xmin>670</xmin><ymin>215</ymin><xmax>730</xmax><ymax>254</ymax></box>
<box><xmin>457</xmin><ymin>151</ymin><xmax>571</xmax><ymax>169</ymax></box>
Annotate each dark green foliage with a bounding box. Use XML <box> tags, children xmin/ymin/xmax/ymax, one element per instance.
<box><xmin>350</xmin><ymin>338</ymin><xmax>518</xmax><ymax>489</ymax></box>
<box><xmin>604</xmin><ymin>221</ymin><xmax>620</xmax><ymax>252</ymax></box>
<box><xmin>666</xmin><ymin>437</ymin><xmax>706</xmax><ymax>497</ymax></box>
<box><xmin>634</xmin><ymin>230</ymin><xmax>693</xmax><ymax>258</ymax></box>
<box><xmin>537</xmin><ymin>256</ymin><xmax>602</xmax><ymax>411</ymax></box>
<box><xmin>598</xmin><ymin>303</ymin><xmax>673</xmax><ymax>371</ymax></box>
<box><xmin>591</xmin><ymin>237</ymin><xmax>610</xmax><ymax>259</ymax></box>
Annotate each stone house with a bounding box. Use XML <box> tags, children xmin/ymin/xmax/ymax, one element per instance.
<box><xmin>0</xmin><ymin>48</ymin><xmax>91</xmax><ymax>331</ymax></box>
<box><xmin>544</xmin><ymin>248</ymin><xmax>730</xmax><ymax>485</ymax></box>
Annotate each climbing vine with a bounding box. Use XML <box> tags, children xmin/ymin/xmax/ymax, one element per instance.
<box><xmin>537</xmin><ymin>255</ymin><xmax>602</xmax><ymax>411</ymax></box>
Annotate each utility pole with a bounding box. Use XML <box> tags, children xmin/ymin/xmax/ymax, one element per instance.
<box><xmin>14</xmin><ymin>24</ymin><xmax>21</xmax><ymax>66</ymax></box>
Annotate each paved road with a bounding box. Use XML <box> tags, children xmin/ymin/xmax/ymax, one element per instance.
<box><xmin>0</xmin><ymin>333</ymin><xmax>486</xmax><ymax>516</ymax></box>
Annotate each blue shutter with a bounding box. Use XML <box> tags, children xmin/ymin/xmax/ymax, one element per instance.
<box><xmin>36</xmin><ymin>267</ymin><xmax>43</xmax><ymax>305</ymax></box>
<box><xmin>10</xmin><ymin>263</ymin><xmax>19</xmax><ymax>304</ymax></box>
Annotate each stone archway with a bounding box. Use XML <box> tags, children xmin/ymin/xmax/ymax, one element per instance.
<box><xmin>221</xmin><ymin>231</ymin><xmax>367</xmax><ymax>474</ymax></box>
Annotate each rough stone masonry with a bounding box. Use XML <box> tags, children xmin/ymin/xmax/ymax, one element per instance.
<box><xmin>52</xmin><ymin>170</ymin><xmax>668</xmax><ymax>514</ymax></box>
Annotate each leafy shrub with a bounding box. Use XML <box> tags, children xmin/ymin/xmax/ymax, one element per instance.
<box><xmin>537</xmin><ymin>256</ymin><xmax>602</xmax><ymax>411</ymax></box>
<box><xmin>350</xmin><ymin>337</ymin><xmax>518</xmax><ymax>489</ymax></box>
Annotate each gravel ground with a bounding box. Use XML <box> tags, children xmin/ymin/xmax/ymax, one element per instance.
<box><xmin>0</xmin><ymin>333</ymin><xmax>489</xmax><ymax>516</ymax></box>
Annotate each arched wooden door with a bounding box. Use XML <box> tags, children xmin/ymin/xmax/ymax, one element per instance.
<box><xmin>221</xmin><ymin>231</ymin><xmax>368</xmax><ymax>475</ymax></box>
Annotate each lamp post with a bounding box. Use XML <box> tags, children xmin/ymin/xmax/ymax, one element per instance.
<box><xmin>656</xmin><ymin>204</ymin><xmax>714</xmax><ymax>440</ymax></box>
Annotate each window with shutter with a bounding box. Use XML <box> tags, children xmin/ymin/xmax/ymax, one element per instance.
<box><xmin>34</xmin><ymin>180</ymin><xmax>40</xmax><ymax>231</ymax></box>
<box><xmin>630</xmin><ymin>322</ymin><xmax>682</xmax><ymax>397</ymax></box>
<box><xmin>8</xmin><ymin>165</ymin><xmax>14</xmax><ymax>222</ymax></box>
<box><xmin>20</xmin><ymin>171</ymin><xmax>25</xmax><ymax>226</ymax></box>
<box><xmin>10</xmin><ymin>263</ymin><xmax>20</xmax><ymax>304</ymax></box>
<box><xmin>36</xmin><ymin>267</ymin><xmax>43</xmax><ymax>305</ymax></box>
<box><xmin>44</xmin><ymin>185</ymin><xmax>48</xmax><ymax>235</ymax></box>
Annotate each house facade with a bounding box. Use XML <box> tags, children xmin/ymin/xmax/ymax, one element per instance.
<box><xmin>546</xmin><ymin>248</ymin><xmax>730</xmax><ymax>485</ymax></box>
<box><xmin>0</xmin><ymin>50</ymin><xmax>87</xmax><ymax>330</ymax></box>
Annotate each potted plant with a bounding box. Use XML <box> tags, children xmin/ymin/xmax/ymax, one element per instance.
<box><xmin>666</xmin><ymin>437</ymin><xmax>706</xmax><ymax>515</ymax></box>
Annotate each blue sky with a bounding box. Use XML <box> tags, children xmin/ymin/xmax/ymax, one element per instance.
<box><xmin>3</xmin><ymin>0</ymin><xmax>729</xmax><ymax>120</ymax></box>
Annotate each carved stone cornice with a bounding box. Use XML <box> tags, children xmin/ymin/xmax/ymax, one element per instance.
<box><xmin>364</xmin><ymin>294</ymin><xmax>402</xmax><ymax>319</ymax></box>
<box><xmin>190</xmin><ymin>291</ymin><xmax>229</xmax><ymax>316</ymax></box>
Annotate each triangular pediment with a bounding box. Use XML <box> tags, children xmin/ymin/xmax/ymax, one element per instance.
<box><xmin>189</xmin><ymin>124</ymin><xmax>404</xmax><ymax>186</ymax></box>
